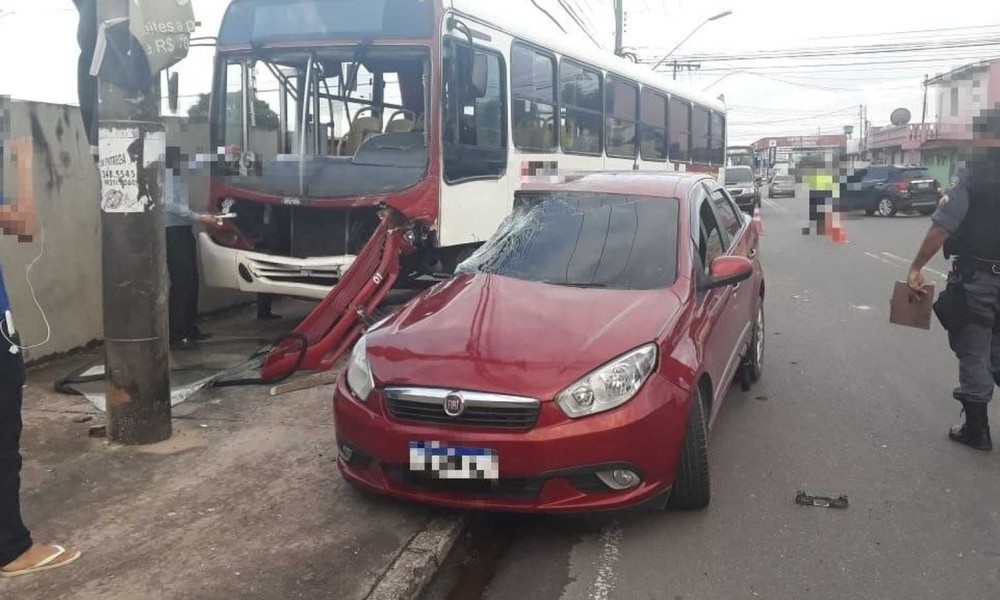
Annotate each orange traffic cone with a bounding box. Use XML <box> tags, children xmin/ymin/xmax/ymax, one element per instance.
<box><xmin>830</xmin><ymin>215</ymin><xmax>848</xmax><ymax>244</ymax></box>
<box><xmin>752</xmin><ymin>205</ymin><xmax>763</xmax><ymax>235</ymax></box>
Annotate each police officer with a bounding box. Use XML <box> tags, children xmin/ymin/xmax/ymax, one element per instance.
<box><xmin>909</xmin><ymin>145</ymin><xmax>1000</xmax><ymax>451</ymax></box>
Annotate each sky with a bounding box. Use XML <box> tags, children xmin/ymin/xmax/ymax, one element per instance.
<box><xmin>1</xmin><ymin>0</ymin><xmax>998</xmax><ymax>145</ymax></box>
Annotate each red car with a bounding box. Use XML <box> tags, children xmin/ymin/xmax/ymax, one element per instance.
<box><xmin>334</xmin><ymin>172</ymin><xmax>765</xmax><ymax>513</ymax></box>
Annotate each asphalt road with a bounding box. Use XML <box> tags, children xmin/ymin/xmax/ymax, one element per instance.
<box><xmin>423</xmin><ymin>188</ymin><xmax>1000</xmax><ymax>600</ymax></box>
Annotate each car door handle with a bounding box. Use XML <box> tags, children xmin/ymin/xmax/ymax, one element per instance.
<box><xmin>749</xmin><ymin>248</ymin><xmax>758</xmax><ymax>259</ymax></box>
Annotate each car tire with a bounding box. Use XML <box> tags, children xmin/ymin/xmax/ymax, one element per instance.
<box><xmin>876</xmin><ymin>196</ymin><xmax>898</xmax><ymax>217</ymax></box>
<box><xmin>865</xmin><ymin>207</ymin><xmax>876</xmax><ymax>216</ymax></box>
<box><xmin>668</xmin><ymin>386</ymin><xmax>711</xmax><ymax>510</ymax></box>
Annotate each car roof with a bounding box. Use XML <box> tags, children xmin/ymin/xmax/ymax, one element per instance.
<box><xmin>518</xmin><ymin>171</ymin><xmax>711</xmax><ymax>201</ymax></box>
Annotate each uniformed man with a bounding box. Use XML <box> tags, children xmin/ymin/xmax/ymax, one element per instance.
<box><xmin>909</xmin><ymin>145</ymin><xmax>1000</xmax><ymax>451</ymax></box>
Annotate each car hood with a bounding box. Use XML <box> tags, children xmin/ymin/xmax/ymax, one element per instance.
<box><xmin>366</xmin><ymin>273</ymin><xmax>683</xmax><ymax>400</ymax></box>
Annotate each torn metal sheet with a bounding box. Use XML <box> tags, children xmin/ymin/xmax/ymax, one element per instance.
<box><xmin>795</xmin><ymin>491</ymin><xmax>849</xmax><ymax>509</ymax></box>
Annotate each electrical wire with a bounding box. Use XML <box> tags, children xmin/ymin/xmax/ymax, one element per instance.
<box><xmin>2</xmin><ymin>223</ymin><xmax>52</xmax><ymax>352</ymax></box>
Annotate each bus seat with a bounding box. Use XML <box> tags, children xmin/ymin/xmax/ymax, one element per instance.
<box><xmin>342</xmin><ymin>116</ymin><xmax>383</xmax><ymax>155</ymax></box>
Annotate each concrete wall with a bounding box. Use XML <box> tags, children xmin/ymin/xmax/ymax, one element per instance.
<box><xmin>0</xmin><ymin>101</ymin><xmax>247</xmax><ymax>362</ymax></box>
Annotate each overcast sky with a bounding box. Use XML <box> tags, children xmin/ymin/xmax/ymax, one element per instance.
<box><xmin>1</xmin><ymin>0</ymin><xmax>997</xmax><ymax>144</ymax></box>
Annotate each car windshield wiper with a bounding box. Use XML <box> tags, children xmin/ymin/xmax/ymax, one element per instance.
<box><xmin>542</xmin><ymin>281</ymin><xmax>608</xmax><ymax>288</ymax></box>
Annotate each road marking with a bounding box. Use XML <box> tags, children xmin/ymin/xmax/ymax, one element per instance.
<box><xmin>763</xmin><ymin>198</ymin><xmax>789</xmax><ymax>213</ymax></box>
<box><xmin>926</xmin><ymin>268</ymin><xmax>948</xmax><ymax>280</ymax></box>
<box><xmin>881</xmin><ymin>252</ymin><xmax>909</xmax><ymax>266</ymax></box>
<box><xmin>865</xmin><ymin>252</ymin><xmax>896</xmax><ymax>267</ymax></box>
<box><xmin>589</xmin><ymin>520</ymin><xmax>623</xmax><ymax>600</ymax></box>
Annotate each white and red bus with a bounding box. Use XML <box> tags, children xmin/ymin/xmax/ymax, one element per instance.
<box><xmin>204</xmin><ymin>0</ymin><xmax>727</xmax><ymax>377</ymax></box>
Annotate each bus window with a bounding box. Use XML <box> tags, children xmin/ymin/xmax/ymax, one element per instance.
<box><xmin>692</xmin><ymin>105</ymin><xmax>710</xmax><ymax>164</ymax></box>
<box><xmin>640</xmin><ymin>89</ymin><xmax>667</xmax><ymax>161</ymax></box>
<box><xmin>443</xmin><ymin>41</ymin><xmax>507</xmax><ymax>183</ymax></box>
<box><xmin>560</xmin><ymin>60</ymin><xmax>603</xmax><ymax>155</ymax></box>
<box><xmin>711</xmin><ymin>112</ymin><xmax>725</xmax><ymax>166</ymax></box>
<box><xmin>668</xmin><ymin>97</ymin><xmax>690</xmax><ymax>162</ymax></box>
<box><xmin>512</xmin><ymin>44</ymin><xmax>557</xmax><ymax>152</ymax></box>
<box><xmin>224</xmin><ymin>62</ymin><xmax>245</xmax><ymax>150</ymax></box>
<box><xmin>605</xmin><ymin>76</ymin><xmax>638</xmax><ymax>159</ymax></box>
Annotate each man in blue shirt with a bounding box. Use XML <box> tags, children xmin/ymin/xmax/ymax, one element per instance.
<box><xmin>0</xmin><ymin>167</ymin><xmax>81</xmax><ymax>576</ymax></box>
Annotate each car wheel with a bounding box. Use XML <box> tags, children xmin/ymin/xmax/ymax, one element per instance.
<box><xmin>668</xmin><ymin>385</ymin><xmax>711</xmax><ymax>510</ymax></box>
<box><xmin>865</xmin><ymin>207</ymin><xmax>876</xmax><ymax>216</ymax></box>
<box><xmin>876</xmin><ymin>196</ymin><xmax>897</xmax><ymax>217</ymax></box>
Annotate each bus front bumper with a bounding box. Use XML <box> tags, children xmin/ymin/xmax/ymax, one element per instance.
<box><xmin>197</xmin><ymin>232</ymin><xmax>354</xmax><ymax>300</ymax></box>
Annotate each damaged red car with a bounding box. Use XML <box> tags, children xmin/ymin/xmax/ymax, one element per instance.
<box><xmin>333</xmin><ymin>172</ymin><xmax>765</xmax><ymax>512</ymax></box>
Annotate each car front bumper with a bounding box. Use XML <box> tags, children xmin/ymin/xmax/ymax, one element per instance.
<box><xmin>333</xmin><ymin>374</ymin><xmax>691</xmax><ymax>513</ymax></box>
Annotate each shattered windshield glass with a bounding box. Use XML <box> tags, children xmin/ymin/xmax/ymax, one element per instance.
<box><xmin>457</xmin><ymin>192</ymin><xmax>680</xmax><ymax>290</ymax></box>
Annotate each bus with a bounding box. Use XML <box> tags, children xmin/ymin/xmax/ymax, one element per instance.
<box><xmin>204</xmin><ymin>0</ymin><xmax>727</xmax><ymax>377</ymax></box>
<box><xmin>727</xmin><ymin>145</ymin><xmax>754</xmax><ymax>168</ymax></box>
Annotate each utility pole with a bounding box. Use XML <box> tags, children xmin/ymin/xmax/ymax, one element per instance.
<box><xmin>614</xmin><ymin>0</ymin><xmax>624</xmax><ymax>56</ymax></box>
<box><xmin>672</xmin><ymin>61</ymin><xmax>701</xmax><ymax>80</ymax></box>
<box><xmin>96</xmin><ymin>0</ymin><xmax>172</xmax><ymax>444</ymax></box>
<box><xmin>920</xmin><ymin>74</ymin><xmax>929</xmax><ymax>128</ymax></box>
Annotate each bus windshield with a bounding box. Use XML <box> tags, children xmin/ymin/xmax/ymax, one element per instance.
<box><xmin>219</xmin><ymin>0</ymin><xmax>435</xmax><ymax>46</ymax></box>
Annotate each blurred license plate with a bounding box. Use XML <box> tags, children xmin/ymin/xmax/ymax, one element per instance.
<box><xmin>409</xmin><ymin>442</ymin><xmax>499</xmax><ymax>480</ymax></box>
<box><xmin>917</xmin><ymin>182</ymin><xmax>929</xmax><ymax>189</ymax></box>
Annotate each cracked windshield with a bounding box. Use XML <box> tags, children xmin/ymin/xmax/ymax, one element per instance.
<box><xmin>1</xmin><ymin>0</ymin><xmax>999</xmax><ymax>598</ymax></box>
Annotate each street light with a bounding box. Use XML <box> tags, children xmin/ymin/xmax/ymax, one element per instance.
<box><xmin>650</xmin><ymin>10</ymin><xmax>733</xmax><ymax>72</ymax></box>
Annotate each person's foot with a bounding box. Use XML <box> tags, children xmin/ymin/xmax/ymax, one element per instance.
<box><xmin>949</xmin><ymin>402</ymin><xmax>993</xmax><ymax>451</ymax></box>
<box><xmin>1</xmin><ymin>543</ymin><xmax>81</xmax><ymax>578</ymax></box>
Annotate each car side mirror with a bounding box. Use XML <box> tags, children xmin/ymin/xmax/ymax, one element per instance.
<box><xmin>700</xmin><ymin>256</ymin><xmax>753</xmax><ymax>292</ymax></box>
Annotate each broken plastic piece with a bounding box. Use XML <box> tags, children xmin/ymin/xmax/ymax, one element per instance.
<box><xmin>795</xmin><ymin>491</ymin><xmax>848</xmax><ymax>509</ymax></box>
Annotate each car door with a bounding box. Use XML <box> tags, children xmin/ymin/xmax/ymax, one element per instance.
<box><xmin>691</xmin><ymin>187</ymin><xmax>740</xmax><ymax>413</ymax></box>
<box><xmin>841</xmin><ymin>168</ymin><xmax>867</xmax><ymax>210</ymax></box>
<box><xmin>860</xmin><ymin>167</ymin><xmax>888</xmax><ymax>211</ymax></box>
<box><xmin>707</xmin><ymin>183</ymin><xmax>760</xmax><ymax>328</ymax></box>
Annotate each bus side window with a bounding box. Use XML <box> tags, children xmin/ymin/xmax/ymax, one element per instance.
<box><xmin>443</xmin><ymin>40</ymin><xmax>508</xmax><ymax>184</ymax></box>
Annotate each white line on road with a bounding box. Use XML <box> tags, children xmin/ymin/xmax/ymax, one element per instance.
<box><xmin>763</xmin><ymin>198</ymin><xmax>789</xmax><ymax>213</ymax></box>
<box><xmin>589</xmin><ymin>520</ymin><xmax>623</xmax><ymax>600</ymax></box>
<box><xmin>926</xmin><ymin>268</ymin><xmax>949</xmax><ymax>280</ymax></box>
<box><xmin>881</xmin><ymin>252</ymin><xmax>909</xmax><ymax>266</ymax></box>
<box><xmin>865</xmin><ymin>252</ymin><xmax>896</xmax><ymax>267</ymax></box>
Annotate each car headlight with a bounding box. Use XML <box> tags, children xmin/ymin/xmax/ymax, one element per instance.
<box><xmin>556</xmin><ymin>344</ymin><xmax>658</xmax><ymax>419</ymax></box>
<box><xmin>346</xmin><ymin>336</ymin><xmax>375</xmax><ymax>402</ymax></box>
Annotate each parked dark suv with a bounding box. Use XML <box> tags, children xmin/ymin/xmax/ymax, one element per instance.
<box><xmin>840</xmin><ymin>166</ymin><xmax>941</xmax><ymax>217</ymax></box>
<box><xmin>724</xmin><ymin>166</ymin><xmax>761</xmax><ymax>212</ymax></box>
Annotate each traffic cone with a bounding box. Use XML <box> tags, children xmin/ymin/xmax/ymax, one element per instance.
<box><xmin>830</xmin><ymin>214</ymin><xmax>848</xmax><ymax>244</ymax></box>
<box><xmin>752</xmin><ymin>205</ymin><xmax>763</xmax><ymax>235</ymax></box>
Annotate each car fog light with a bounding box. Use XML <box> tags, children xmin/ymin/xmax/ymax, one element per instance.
<box><xmin>340</xmin><ymin>445</ymin><xmax>354</xmax><ymax>461</ymax></box>
<box><xmin>597</xmin><ymin>469</ymin><xmax>640</xmax><ymax>491</ymax></box>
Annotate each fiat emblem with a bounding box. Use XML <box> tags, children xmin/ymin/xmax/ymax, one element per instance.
<box><xmin>444</xmin><ymin>392</ymin><xmax>465</xmax><ymax>417</ymax></box>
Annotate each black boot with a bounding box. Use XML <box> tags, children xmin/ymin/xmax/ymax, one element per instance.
<box><xmin>949</xmin><ymin>401</ymin><xmax>993</xmax><ymax>451</ymax></box>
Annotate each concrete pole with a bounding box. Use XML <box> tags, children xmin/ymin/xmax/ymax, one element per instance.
<box><xmin>614</xmin><ymin>0</ymin><xmax>624</xmax><ymax>56</ymax></box>
<box><xmin>97</xmin><ymin>0</ymin><xmax>172</xmax><ymax>444</ymax></box>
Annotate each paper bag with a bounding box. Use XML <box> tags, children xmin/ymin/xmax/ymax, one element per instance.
<box><xmin>890</xmin><ymin>281</ymin><xmax>935</xmax><ymax>330</ymax></box>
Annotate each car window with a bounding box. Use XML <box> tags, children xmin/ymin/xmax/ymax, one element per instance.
<box><xmin>725</xmin><ymin>168</ymin><xmax>753</xmax><ymax>184</ymax></box>
<box><xmin>863</xmin><ymin>168</ymin><xmax>887</xmax><ymax>182</ymax></box>
<box><xmin>698</xmin><ymin>200</ymin><xmax>727</xmax><ymax>270</ymax></box>
<box><xmin>901</xmin><ymin>168</ymin><xmax>934</xmax><ymax>180</ymax></box>
<box><xmin>458</xmin><ymin>192</ymin><xmax>680</xmax><ymax>290</ymax></box>
<box><xmin>709</xmin><ymin>187</ymin><xmax>743</xmax><ymax>239</ymax></box>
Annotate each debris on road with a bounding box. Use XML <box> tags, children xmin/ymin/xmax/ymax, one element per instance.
<box><xmin>88</xmin><ymin>425</ymin><xmax>107</xmax><ymax>438</ymax></box>
<box><xmin>795</xmin><ymin>491</ymin><xmax>849</xmax><ymax>509</ymax></box>
<box><xmin>73</xmin><ymin>415</ymin><xmax>94</xmax><ymax>423</ymax></box>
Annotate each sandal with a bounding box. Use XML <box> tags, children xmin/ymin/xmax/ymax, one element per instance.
<box><xmin>1</xmin><ymin>545</ymin><xmax>81</xmax><ymax>578</ymax></box>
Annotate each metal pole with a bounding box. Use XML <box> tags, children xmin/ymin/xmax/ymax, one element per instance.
<box><xmin>920</xmin><ymin>74</ymin><xmax>929</xmax><ymax>128</ymax></box>
<box><xmin>614</xmin><ymin>0</ymin><xmax>624</xmax><ymax>56</ymax></box>
<box><xmin>97</xmin><ymin>0</ymin><xmax>171</xmax><ymax>444</ymax></box>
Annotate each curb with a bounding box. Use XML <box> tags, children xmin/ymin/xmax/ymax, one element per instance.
<box><xmin>366</xmin><ymin>514</ymin><xmax>466</xmax><ymax>600</ymax></box>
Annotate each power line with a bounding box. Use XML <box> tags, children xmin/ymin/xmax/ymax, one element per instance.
<box><xmin>808</xmin><ymin>23</ymin><xmax>1000</xmax><ymax>41</ymax></box>
<box><xmin>554</xmin><ymin>0</ymin><xmax>605</xmax><ymax>49</ymax></box>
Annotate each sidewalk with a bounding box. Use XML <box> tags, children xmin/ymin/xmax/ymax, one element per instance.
<box><xmin>3</xmin><ymin>301</ymin><xmax>461</xmax><ymax>600</ymax></box>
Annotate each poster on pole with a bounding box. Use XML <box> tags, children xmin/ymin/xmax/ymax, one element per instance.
<box><xmin>99</xmin><ymin>127</ymin><xmax>145</xmax><ymax>213</ymax></box>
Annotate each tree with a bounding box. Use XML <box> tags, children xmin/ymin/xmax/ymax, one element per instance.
<box><xmin>187</xmin><ymin>93</ymin><xmax>280</xmax><ymax>129</ymax></box>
